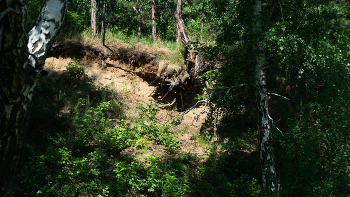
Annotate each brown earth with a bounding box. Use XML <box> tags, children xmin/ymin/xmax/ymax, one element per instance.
<box><xmin>49</xmin><ymin>40</ymin><xmax>203</xmax><ymax>108</ymax></box>
<box><xmin>44</xmin><ymin>40</ymin><xmax>213</xmax><ymax>161</ymax></box>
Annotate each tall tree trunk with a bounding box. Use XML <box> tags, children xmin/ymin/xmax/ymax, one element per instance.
<box><xmin>91</xmin><ymin>0</ymin><xmax>97</xmax><ymax>38</ymax></box>
<box><xmin>138</xmin><ymin>0</ymin><xmax>142</xmax><ymax>39</ymax></box>
<box><xmin>200</xmin><ymin>1</ymin><xmax>205</xmax><ymax>41</ymax></box>
<box><xmin>28</xmin><ymin>0</ymin><xmax>68</xmax><ymax>66</ymax></box>
<box><xmin>100</xmin><ymin>1</ymin><xmax>105</xmax><ymax>44</ymax></box>
<box><xmin>0</xmin><ymin>2</ymin><xmax>29</xmax><ymax>194</ymax></box>
<box><xmin>176</xmin><ymin>0</ymin><xmax>182</xmax><ymax>42</ymax></box>
<box><xmin>0</xmin><ymin>0</ymin><xmax>67</xmax><ymax>195</ymax></box>
<box><xmin>151</xmin><ymin>0</ymin><xmax>156</xmax><ymax>40</ymax></box>
<box><xmin>253</xmin><ymin>1</ymin><xmax>278</xmax><ymax>196</ymax></box>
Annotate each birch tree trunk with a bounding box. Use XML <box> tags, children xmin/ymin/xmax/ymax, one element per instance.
<box><xmin>253</xmin><ymin>1</ymin><xmax>278</xmax><ymax>196</ymax></box>
<box><xmin>200</xmin><ymin>1</ymin><xmax>205</xmax><ymax>41</ymax></box>
<box><xmin>0</xmin><ymin>2</ymin><xmax>30</xmax><ymax>194</ymax></box>
<box><xmin>176</xmin><ymin>0</ymin><xmax>182</xmax><ymax>42</ymax></box>
<box><xmin>0</xmin><ymin>0</ymin><xmax>67</xmax><ymax>194</ymax></box>
<box><xmin>91</xmin><ymin>0</ymin><xmax>97</xmax><ymax>38</ymax></box>
<box><xmin>28</xmin><ymin>0</ymin><xmax>68</xmax><ymax>67</ymax></box>
<box><xmin>151</xmin><ymin>0</ymin><xmax>156</xmax><ymax>40</ymax></box>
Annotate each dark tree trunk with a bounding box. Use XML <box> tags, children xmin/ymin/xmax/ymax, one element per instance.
<box><xmin>100</xmin><ymin>1</ymin><xmax>106</xmax><ymax>44</ymax></box>
<box><xmin>176</xmin><ymin>0</ymin><xmax>182</xmax><ymax>42</ymax></box>
<box><xmin>151</xmin><ymin>0</ymin><xmax>156</xmax><ymax>40</ymax></box>
<box><xmin>200</xmin><ymin>1</ymin><xmax>205</xmax><ymax>41</ymax></box>
<box><xmin>0</xmin><ymin>2</ymin><xmax>30</xmax><ymax>194</ymax></box>
<box><xmin>91</xmin><ymin>0</ymin><xmax>97</xmax><ymax>38</ymax></box>
<box><xmin>253</xmin><ymin>0</ymin><xmax>278</xmax><ymax>196</ymax></box>
<box><xmin>0</xmin><ymin>0</ymin><xmax>68</xmax><ymax>194</ymax></box>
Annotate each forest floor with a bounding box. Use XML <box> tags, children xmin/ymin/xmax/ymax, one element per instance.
<box><xmin>45</xmin><ymin>39</ymin><xmax>213</xmax><ymax>162</ymax></box>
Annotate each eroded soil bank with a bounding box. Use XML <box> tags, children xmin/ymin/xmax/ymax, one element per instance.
<box><xmin>44</xmin><ymin>39</ymin><xmax>211</xmax><ymax>159</ymax></box>
<box><xmin>48</xmin><ymin>40</ymin><xmax>204</xmax><ymax>110</ymax></box>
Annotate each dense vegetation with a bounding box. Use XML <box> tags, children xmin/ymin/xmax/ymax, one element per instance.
<box><xmin>8</xmin><ymin>0</ymin><xmax>350</xmax><ymax>196</ymax></box>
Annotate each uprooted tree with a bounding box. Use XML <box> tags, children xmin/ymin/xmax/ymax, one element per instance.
<box><xmin>90</xmin><ymin>0</ymin><xmax>211</xmax><ymax>109</ymax></box>
<box><xmin>146</xmin><ymin>9</ymin><xmax>211</xmax><ymax>109</ymax></box>
<box><xmin>169</xmin><ymin>9</ymin><xmax>210</xmax><ymax>88</ymax></box>
<box><xmin>0</xmin><ymin>0</ymin><xmax>68</xmax><ymax>194</ymax></box>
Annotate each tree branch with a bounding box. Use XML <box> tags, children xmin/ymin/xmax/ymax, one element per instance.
<box><xmin>268</xmin><ymin>93</ymin><xmax>290</xmax><ymax>100</ymax></box>
<box><xmin>0</xmin><ymin>5</ymin><xmax>21</xmax><ymax>22</ymax></box>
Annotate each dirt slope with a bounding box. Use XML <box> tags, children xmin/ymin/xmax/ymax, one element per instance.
<box><xmin>44</xmin><ymin>40</ymin><xmax>212</xmax><ymax>160</ymax></box>
<box><xmin>49</xmin><ymin>40</ymin><xmax>204</xmax><ymax>108</ymax></box>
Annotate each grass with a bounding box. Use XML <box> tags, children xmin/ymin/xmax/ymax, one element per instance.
<box><xmin>60</xmin><ymin>28</ymin><xmax>185</xmax><ymax>66</ymax></box>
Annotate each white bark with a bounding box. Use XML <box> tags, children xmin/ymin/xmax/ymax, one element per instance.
<box><xmin>27</xmin><ymin>0</ymin><xmax>68</xmax><ymax>69</ymax></box>
<box><xmin>253</xmin><ymin>1</ymin><xmax>278</xmax><ymax>196</ymax></box>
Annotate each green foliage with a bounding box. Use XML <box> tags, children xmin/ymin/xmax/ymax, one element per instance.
<box><xmin>199</xmin><ymin>0</ymin><xmax>350</xmax><ymax>196</ymax></box>
<box><xmin>166</xmin><ymin>17</ymin><xmax>176</xmax><ymax>41</ymax></box>
<box><xmin>113</xmin><ymin>160</ymin><xmax>192</xmax><ymax>196</ymax></box>
<box><xmin>56</xmin><ymin>0</ymin><xmax>92</xmax><ymax>39</ymax></box>
<box><xmin>65</xmin><ymin>60</ymin><xmax>92</xmax><ymax>84</ymax></box>
<box><xmin>186</xmin><ymin>19</ymin><xmax>202</xmax><ymax>41</ymax></box>
<box><xmin>27</xmin><ymin>0</ymin><xmax>42</xmax><ymax>28</ymax></box>
<box><xmin>229</xmin><ymin>175</ymin><xmax>261</xmax><ymax>197</ymax></box>
<box><xmin>136</xmin><ymin>102</ymin><xmax>180</xmax><ymax>154</ymax></box>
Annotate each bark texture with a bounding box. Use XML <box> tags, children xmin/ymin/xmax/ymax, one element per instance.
<box><xmin>28</xmin><ymin>0</ymin><xmax>68</xmax><ymax>68</ymax></box>
<box><xmin>200</xmin><ymin>1</ymin><xmax>205</xmax><ymax>41</ymax></box>
<box><xmin>91</xmin><ymin>0</ymin><xmax>97</xmax><ymax>38</ymax></box>
<box><xmin>0</xmin><ymin>0</ymin><xmax>67</xmax><ymax>194</ymax></box>
<box><xmin>175</xmin><ymin>0</ymin><xmax>182</xmax><ymax>42</ymax></box>
<box><xmin>253</xmin><ymin>1</ymin><xmax>278</xmax><ymax>196</ymax></box>
<box><xmin>151</xmin><ymin>0</ymin><xmax>156</xmax><ymax>40</ymax></box>
<box><xmin>174</xmin><ymin>12</ymin><xmax>204</xmax><ymax>77</ymax></box>
<box><xmin>0</xmin><ymin>1</ymin><xmax>30</xmax><ymax>194</ymax></box>
<box><xmin>174</xmin><ymin>11</ymin><xmax>209</xmax><ymax>90</ymax></box>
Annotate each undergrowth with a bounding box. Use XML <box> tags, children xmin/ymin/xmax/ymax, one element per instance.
<box><xmin>7</xmin><ymin>60</ymin><xmax>261</xmax><ymax>197</ymax></box>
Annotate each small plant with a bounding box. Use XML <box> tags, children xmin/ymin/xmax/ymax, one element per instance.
<box><xmin>229</xmin><ymin>175</ymin><xmax>261</xmax><ymax>197</ymax></box>
<box><xmin>65</xmin><ymin>59</ymin><xmax>92</xmax><ymax>84</ymax></box>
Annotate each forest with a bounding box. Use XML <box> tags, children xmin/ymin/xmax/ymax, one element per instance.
<box><xmin>1</xmin><ymin>0</ymin><xmax>350</xmax><ymax>196</ymax></box>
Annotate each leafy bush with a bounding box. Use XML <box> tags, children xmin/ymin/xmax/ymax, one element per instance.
<box><xmin>229</xmin><ymin>175</ymin><xmax>261</xmax><ymax>197</ymax></box>
<box><xmin>166</xmin><ymin>17</ymin><xmax>176</xmax><ymax>41</ymax></box>
<box><xmin>65</xmin><ymin>60</ymin><xmax>92</xmax><ymax>85</ymax></box>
